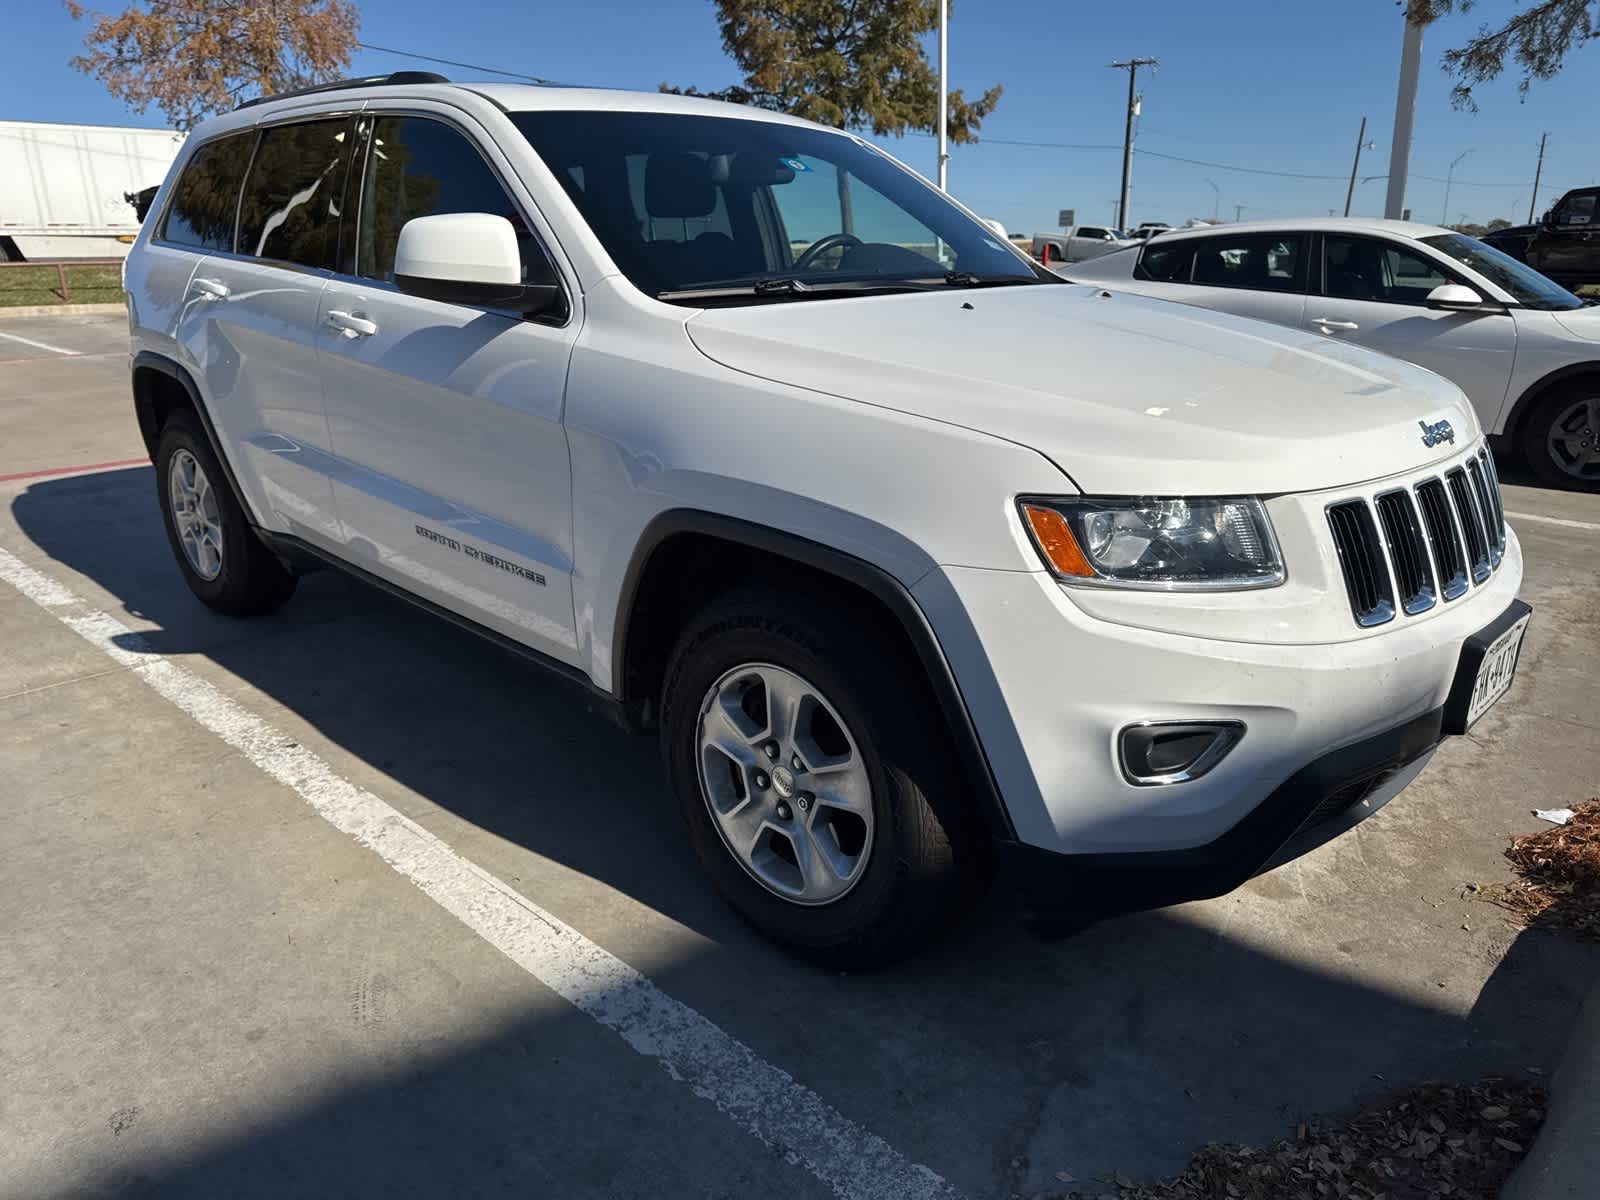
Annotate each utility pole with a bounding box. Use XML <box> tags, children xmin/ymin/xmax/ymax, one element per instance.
<box><xmin>1203</xmin><ymin>178</ymin><xmax>1219</xmax><ymax>221</ymax></box>
<box><xmin>1109</xmin><ymin>57</ymin><xmax>1157</xmax><ymax>234</ymax></box>
<box><xmin>1384</xmin><ymin>7</ymin><xmax>1424</xmax><ymax>220</ymax></box>
<box><xmin>1529</xmin><ymin>132</ymin><xmax>1548</xmax><ymax>223</ymax></box>
<box><xmin>936</xmin><ymin>0</ymin><xmax>948</xmax><ymax>190</ymax></box>
<box><xmin>1441</xmin><ymin>148</ymin><xmax>1473</xmax><ymax>225</ymax></box>
<box><xmin>1344</xmin><ymin>116</ymin><xmax>1373</xmax><ymax>217</ymax></box>
<box><xmin>1233</xmin><ymin>203</ymin><xmax>1246</xmax><ymax>222</ymax></box>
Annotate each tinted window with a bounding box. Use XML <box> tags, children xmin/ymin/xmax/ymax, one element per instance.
<box><xmin>1554</xmin><ymin>192</ymin><xmax>1598</xmax><ymax>226</ymax></box>
<box><xmin>1325</xmin><ymin>236</ymin><xmax>1452</xmax><ymax>304</ymax></box>
<box><xmin>357</xmin><ymin>116</ymin><xmax>549</xmax><ymax>284</ymax></box>
<box><xmin>1078</xmin><ymin>227</ymin><xmax>1108</xmax><ymax>240</ymax></box>
<box><xmin>1193</xmin><ymin>233</ymin><xmax>1306</xmax><ymax>292</ymax></box>
<box><xmin>1420</xmin><ymin>232</ymin><xmax>1581</xmax><ymax>311</ymax></box>
<box><xmin>161</xmin><ymin>132</ymin><xmax>254</xmax><ymax>252</ymax></box>
<box><xmin>237</xmin><ymin>119</ymin><xmax>351</xmax><ymax>268</ymax></box>
<box><xmin>1137</xmin><ymin>240</ymin><xmax>1194</xmax><ymax>282</ymax></box>
<box><xmin>511</xmin><ymin>109</ymin><xmax>1039</xmax><ymax>300</ymax></box>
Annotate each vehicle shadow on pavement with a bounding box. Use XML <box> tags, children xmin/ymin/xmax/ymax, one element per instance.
<box><xmin>11</xmin><ymin>468</ymin><xmax>1598</xmax><ymax>1198</ymax></box>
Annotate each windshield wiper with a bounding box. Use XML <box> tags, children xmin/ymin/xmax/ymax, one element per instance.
<box><xmin>943</xmin><ymin>270</ymin><xmax>1044</xmax><ymax>287</ymax></box>
<box><xmin>656</xmin><ymin>277</ymin><xmax>929</xmax><ymax>302</ymax></box>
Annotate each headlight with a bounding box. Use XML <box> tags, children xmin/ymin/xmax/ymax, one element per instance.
<box><xmin>1019</xmin><ymin>496</ymin><xmax>1284</xmax><ymax>589</ymax></box>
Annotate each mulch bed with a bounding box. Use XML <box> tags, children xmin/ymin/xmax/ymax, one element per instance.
<box><xmin>1057</xmin><ymin>1076</ymin><xmax>1547</xmax><ymax>1200</ymax></box>
<box><xmin>1470</xmin><ymin>798</ymin><xmax>1600</xmax><ymax>941</ymax></box>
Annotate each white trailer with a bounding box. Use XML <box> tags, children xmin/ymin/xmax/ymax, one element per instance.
<box><xmin>0</xmin><ymin>119</ymin><xmax>184</xmax><ymax>260</ymax></box>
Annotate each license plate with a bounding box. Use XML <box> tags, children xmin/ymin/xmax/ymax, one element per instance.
<box><xmin>1465</xmin><ymin>614</ymin><xmax>1530</xmax><ymax>727</ymax></box>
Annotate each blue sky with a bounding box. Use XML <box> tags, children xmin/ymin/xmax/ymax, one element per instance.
<box><xmin>7</xmin><ymin>0</ymin><xmax>1595</xmax><ymax>233</ymax></box>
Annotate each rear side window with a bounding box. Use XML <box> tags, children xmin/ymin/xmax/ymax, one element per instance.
<box><xmin>161</xmin><ymin>132</ymin><xmax>255</xmax><ymax>252</ymax></box>
<box><xmin>1192</xmin><ymin>233</ymin><xmax>1307</xmax><ymax>293</ymax></box>
<box><xmin>236</xmin><ymin>118</ymin><xmax>352</xmax><ymax>269</ymax></box>
<box><xmin>1137</xmin><ymin>240</ymin><xmax>1194</xmax><ymax>282</ymax></box>
<box><xmin>1077</xmin><ymin>227</ymin><xmax>1108</xmax><ymax>240</ymax></box>
<box><xmin>356</xmin><ymin>116</ymin><xmax>550</xmax><ymax>285</ymax></box>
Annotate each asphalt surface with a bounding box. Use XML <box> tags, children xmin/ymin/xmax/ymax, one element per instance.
<box><xmin>2</xmin><ymin>311</ymin><xmax>1597</xmax><ymax>1199</ymax></box>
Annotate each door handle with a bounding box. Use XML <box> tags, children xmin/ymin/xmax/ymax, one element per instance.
<box><xmin>190</xmin><ymin>277</ymin><xmax>230</xmax><ymax>300</ymax></box>
<box><xmin>1312</xmin><ymin>317</ymin><xmax>1359</xmax><ymax>331</ymax></box>
<box><xmin>326</xmin><ymin>309</ymin><xmax>378</xmax><ymax>337</ymax></box>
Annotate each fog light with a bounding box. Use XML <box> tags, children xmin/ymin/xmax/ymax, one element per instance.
<box><xmin>1119</xmin><ymin>720</ymin><xmax>1245</xmax><ymax>786</ymax></box>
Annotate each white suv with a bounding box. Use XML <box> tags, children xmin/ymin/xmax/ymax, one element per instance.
<box><xmin>125</xmin><ymin>73</ymin><xmax>1531</xmax><ymax>966</ymax></box>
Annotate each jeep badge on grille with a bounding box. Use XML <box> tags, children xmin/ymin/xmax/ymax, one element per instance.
<box><xmin>1419</xmin><ymin>419</ymin><xmax>1456</xmax><ymax>448</ymax></box>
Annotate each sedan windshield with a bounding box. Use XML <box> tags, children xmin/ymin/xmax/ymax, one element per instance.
<box><xmin>510</xmin><ymin>109</ymin><xmax>1045</xmax><ymax>302</ymax></box>
<box><xmin>1421</xmin><ymin>233</ymin><xmax>1583</xmax><ymax>311</ymax></box>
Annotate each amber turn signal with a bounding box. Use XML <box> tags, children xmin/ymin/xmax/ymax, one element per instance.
<box><xmin>1020</xmin><ymin>503</ymin><xmax>1096</xmax><ymax>578</ymax></box>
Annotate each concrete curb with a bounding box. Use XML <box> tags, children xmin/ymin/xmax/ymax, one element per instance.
<box><xmin>0</xmin><ymin>302</ymin><xmax>126</xmax><ymax>319</ymax></box>
<box><xmin>1502</xmin><ymin>981</ymin><xmax>1600</xmax><ymax>1199</ymax></box>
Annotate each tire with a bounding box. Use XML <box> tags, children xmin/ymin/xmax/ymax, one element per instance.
<box><xmin>154</xmin><ymin>410</ymin><xmax>297</xmax><ymax>614</ymax></box>
<box><xmin>1518</xmin><ymin>381</ymin><xmax>1600</xmax><ymax>492</ymax></box>
<box><xmin>660</xmin><ymin>588</ymin><xmax>990</xmax><ymax>968</ymax></box>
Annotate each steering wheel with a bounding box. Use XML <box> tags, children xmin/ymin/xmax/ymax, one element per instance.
<box><xmin>793</xmin><ymin>232</ymin><xmax>862</xmax><ymax>273</ymax></box>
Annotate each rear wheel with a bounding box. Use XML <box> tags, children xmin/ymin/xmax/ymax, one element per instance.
<box><xmin>660</xmin><ymin>589</ymin><xmax>989</xmax><ymax>968</ymax></box>
<box><xmin>155</xmin><ymin>410</ymin><xmax>297</xmax><ymax>614</ymax></box>
<box><xmin>1520</xmin><ymin>382</ymin><xmax>1600</xmax><ymax>491</ymax></box>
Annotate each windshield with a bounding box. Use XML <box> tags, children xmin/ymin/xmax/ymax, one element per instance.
<box><xmin>510</xmin><ymin>110</ymin><xmax>1043</xmax><ymax>301</ymax></box>
<box><xmin>1420</xmin><ymin>233</ymin><xmax>1583</xmax><ymax>311</ymax></box>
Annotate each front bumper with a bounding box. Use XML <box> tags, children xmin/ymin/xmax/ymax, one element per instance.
<box><xmin>911</xmin><ymin>530</ymin><xmax>1528</xmax><ymax>919</ymax></box>
<box><xmin>1003</xmin><ymin>595</ymin><xmax>1531</xmax><ymax>925</ymax></box>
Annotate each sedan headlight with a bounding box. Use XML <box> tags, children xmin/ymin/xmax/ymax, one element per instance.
<box><xmin>1019</xmin><ymin>496</ymin><xmax>1284</xmax><ymax>589</ymax></box>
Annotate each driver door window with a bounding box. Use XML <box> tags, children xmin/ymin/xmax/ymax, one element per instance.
<box><xmin>1324</xmin><ymin>236</ymin><xmax>1451</xmax><ymax>305</ymax></box>
<box><xmin>1554</xmin><ymin>192</ymin><xmax>1597</xmax><ymax>227</ymax></box>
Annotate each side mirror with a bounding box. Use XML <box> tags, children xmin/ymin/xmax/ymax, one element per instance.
<box><xmin>1541</xmin><ymin>209</ymin><xmax>1556</xmax><ymax>228</ymax></box>
<box><xmin>1426</xmin><ymin>283</ymin><xmax>1485</xmax><ymax>311</ymax></box>
<box><xmin>394</xmin><ymin>213</ymin><xmax>560</xmax><ymax>315</ymax></box>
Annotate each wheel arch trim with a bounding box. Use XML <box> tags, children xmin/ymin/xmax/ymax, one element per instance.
<box><xmin>1503</xmin><ymin>360</ymin><xmax>1600</xmax><ymax>440</ymax></box>
<box><xmin>131</xmin><ymin>350</ymin><xmax>254</xmax><ymax>520</ymax></box>
<box><xmin>612</xmin><ymin>509</ymin><xmax>1017</xmax><ymax>841</ymax></box>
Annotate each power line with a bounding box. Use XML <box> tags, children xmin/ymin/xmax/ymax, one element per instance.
<box><xmin>354</xmin><ymin>40</ymin><xmax>561</xmax><ymax>84</ymax></box>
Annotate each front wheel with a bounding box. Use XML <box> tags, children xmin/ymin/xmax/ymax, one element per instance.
<box><xmin>660</xmin><ymin>589</ymin><xmax>989</xmax><ymax>968</ymax></box>
<box><xmin>1520</xmin><ymin>384</ymin><xmax>1600</xmax><ymax>491</ymax></box>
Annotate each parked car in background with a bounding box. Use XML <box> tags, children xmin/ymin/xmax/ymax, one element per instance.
<box><xmin>1064</xmin><ymin>217</ymin><xmax>1600</xmax><ymax>489</ymax></box>
<box><xmin>1031</xmin><ymin>225</ymin><xmax>1135</xmax><ymax>265</ymax></box>
<box><xmin>125</xmin><ymin>75</ymin><xmax>1528</xmax><ymax>965</ymax></box>
<box><xmin>0</xmin><ymin>119</ymin><xmax>182</xmax><ymax>260</ymax></box>
<box><xmin>1480</xmin><ymin>223</ymin><xmax>1538</xmax><ymax>264</ymax></box>
<box><xmin>1516</xmin><ymin>187</ymin><xmax>1600</xmax><ymax>289</ymax></box>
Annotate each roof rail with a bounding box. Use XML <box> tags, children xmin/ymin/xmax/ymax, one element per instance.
<box><xmin>236</xmin><ymin>71</ymin><xmax>450</xmax><ymax>111</ymax></box>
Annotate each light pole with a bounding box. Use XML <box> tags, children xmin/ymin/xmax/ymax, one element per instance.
<box><xmin>1203</xmin><ymin>177</ymin><xmax>1219</xmax><ymax>222</ymax></box>
<box><xmin>1344</xmin><ymin>116</ymin><xmax>1375</xmax><ymax>217</ymax></box>
<box><xmin>1441</xmin><ymin>148</ymin><xmax>1473</xmax><ymax>225</ymax></box>
<box><xmin>1234</xmin><ymin>203</ymin><xmax>1246</xmax><ymax>222</ymax></box>
<box><xmin>1109</xmin><ymin>57</ymin><xmax>1158</xmax><ymax>234</ymax></box>
<box><xmin>1384</xmin><ymin>7</ymin><xmax>1424</xmax><ymax>219</ymax></box>
<box><xmin>936</xmin><ymin>0</ymin><xmax>948</xmax><ymax>190</ymax></box>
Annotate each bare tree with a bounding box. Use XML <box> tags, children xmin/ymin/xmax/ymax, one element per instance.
<box><xmin>1411</xmin><ymin>0</ymin><xmax>1596</xmax><ymax>110</ymax></box>
<box><xmin>66</xmin><ymin>0</ymin><xmax>360</xmax><ymax>131</ymax></box>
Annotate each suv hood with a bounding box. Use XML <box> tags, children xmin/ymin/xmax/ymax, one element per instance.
<box><xmin>684</xmin><ymin>285</ymin><xmax>1479</xmax><ymax>495</ymax></box>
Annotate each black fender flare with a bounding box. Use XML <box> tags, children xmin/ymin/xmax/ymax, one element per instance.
<box><xmin>131</xmin><ymin>350</ymin><xmax>253</xmax><ymax>518</ymax></box>
<box><xmin>613</xmin><ymin>509</ymin><xmax>1017</xmax><ymax>842</ymax></box>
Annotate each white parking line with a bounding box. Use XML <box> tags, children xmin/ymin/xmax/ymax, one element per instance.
<box><xmin>0</xmin><ymin>329</ymin><xmax>79</xmax><ymax>356</ymax></box>
<box><xmin>1506</xmin><ymin>510</ymin><xmax>1600</xmax><ymax>532</ymax></box>
<box><xmin>0</xmin><ymin>544</ymin><xmax>956</xmax><ymax>1200</ymax></box>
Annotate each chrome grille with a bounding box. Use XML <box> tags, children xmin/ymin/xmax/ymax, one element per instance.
<box><xmin>1328</xmin><ymin>448</ymin><xmax>1508</xmax><ymax>628</ymax></box>
<box><xmin>1374</xmin><ymin>490</ymin><xmax>1436</xmax><ymax>614</ymax></box>
<box><xmin>1327</xmin><ymin>500</ymin><xmax>1394</xmax><ymax>626</ymax></box>
<box><xmin>1416</xmin><ymin>478</ymin><xmax>1469</xmax><ymax>600</ymax></box>
<box><xmin>1447</xmin><ymin>467</ymin><xmax>1492</xmax><ymax>583</ymax></box>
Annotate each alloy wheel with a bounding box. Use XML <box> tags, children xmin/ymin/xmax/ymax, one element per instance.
<box><xmin>695</xmin><ymin>662</ymin><xmax>874</xmax><ymax>906</ymax></box>
<box><xmin>168</xmin><ymin>448</ymin><xmax>224</xmax><ymax>580</ymax></box>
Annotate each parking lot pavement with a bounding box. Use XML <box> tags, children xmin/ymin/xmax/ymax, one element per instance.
<box><xmin>3</xmin><ymin>315</ymin><xmax>1598</xmax><ymax>1198</ymax></box>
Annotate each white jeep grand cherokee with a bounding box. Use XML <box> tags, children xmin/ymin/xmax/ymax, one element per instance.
<box><xmin>124</xmin><ymin>73</ymin><xmax>1531</xmax><ymax>966</ymax></box>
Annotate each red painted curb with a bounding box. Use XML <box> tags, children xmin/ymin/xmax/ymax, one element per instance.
<box><xmin>0</xmin><ymin>456</ymin><xmax>150</xmax><ymax>484</ymax></box>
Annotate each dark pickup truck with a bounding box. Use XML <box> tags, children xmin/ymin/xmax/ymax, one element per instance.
<box><xmin>1482</xmin><ymin>186</ymin><xmax>1600</xmax><ymax>289</ymax></box>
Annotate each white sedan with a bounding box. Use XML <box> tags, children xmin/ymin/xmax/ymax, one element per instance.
<box><xmin>1064</xmin><ymin>217</ymin><xmax>1600</xmax><ymax>490</ymax></box>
